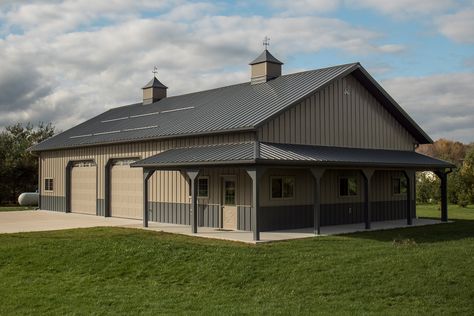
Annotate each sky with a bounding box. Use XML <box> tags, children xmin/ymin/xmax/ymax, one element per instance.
<box><xmin>0</xmin><ymin>0</ymin><xmax>473</xmax><ymax>142</ymax></box>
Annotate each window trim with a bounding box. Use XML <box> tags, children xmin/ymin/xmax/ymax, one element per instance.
<box><xmin>44</xmin><ymin>178</ymin><xmax>54</xmax><ymax>192</ymax></box>
<box><xmin>188</xmin><ymin>176</ymin><xmax>210</xmax><ymax>199</ymax></box>
<box><xmin>338</xmin><ymin>176</ymin><xmax>359</xmax><ymax>198</ymax></box>
<box><xmin>270</xmin><ymin>175</ymin><xmax>295</xmax><ymax>200</ymax></box>
<box><xmin>392</xmin><ymin>176</ymin><xmax>407</xmax><ymax>196</ymax></box>
<box><xmin>197</xmin><ymin>176</ymin><xmax>209</xmax><ymax>199</ymax></box>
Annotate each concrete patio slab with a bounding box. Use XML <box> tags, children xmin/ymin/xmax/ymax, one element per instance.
<box><xmin>127</xmin><ymin>218</ymin><xmax>445</xmax><ymax>244</ymax></box>
<box><xmin>0</xmin><ymin>210</ymin><xmax>141</xmax><ymax>234</ymax></box>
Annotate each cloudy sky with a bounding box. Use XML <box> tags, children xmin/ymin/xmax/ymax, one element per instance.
<box><xmin>1</xmin><ymin>0</ymin><xmax>473</xmax><ymax>142</ymax></box>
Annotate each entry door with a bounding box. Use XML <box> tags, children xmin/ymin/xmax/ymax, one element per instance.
<box><xmin>222</xmin><ymin>177</ymin><xmax>237</xmax><ymax>230</ymax></box>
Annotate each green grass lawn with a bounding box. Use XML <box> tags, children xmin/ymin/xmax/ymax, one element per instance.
<box><xmin>0</xmin><ymin>205</ymin><xmax>473</xmax><ymax>315</ymax></box>
<box><xmin>0</xmin><ymin>205</ymin><xmax>35</xmax><ymax>212</ymax></box>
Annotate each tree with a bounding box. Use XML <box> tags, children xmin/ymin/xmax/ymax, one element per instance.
<box><xmin>459</xmin><ymin>147</ymin><xmax>474</xmax><ymax>205</ymax></box>
<box><xmin>0</xmin><ymin>122</ymin><xmax>55</xmax><ymax>205</ymax></box>
<box><xmin>417</xmin><ymin>139</ymin><xmax>474</xmax><ymax>206</ymax></box>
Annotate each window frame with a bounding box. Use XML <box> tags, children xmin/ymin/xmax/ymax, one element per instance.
<box><xmin>338</xmin><ymin>176</ymin><xmax>359</xmax><ymax>197</ymax></box>
<box><xmin>188</xmin><ymin>176</ymin><xmax>210</xmax><ymax>199</ymax></box>
<box><xmin>44</xmin><ymin>178</ymin><xmax>54</xmax><ymax>192</ymax></box>
<box><xmin>197</xmin><ymin>176</ymin><xmax>209</xmax><ymax>199</ymax></box>
<box><xmin>392</xmin><ymin>177</ymin><xmax>408</xmax><ymax>196</ymax></box>
<box><xmin>270</xmin><ymin>176</ymin><xmax>295</xmax><ymax>200</ymax></box>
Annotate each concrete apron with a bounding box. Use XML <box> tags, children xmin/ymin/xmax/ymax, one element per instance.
<box><xmin>0</xmin><ymin>210</ymin><xmax>141</xmax><ymax>234</ymax></box>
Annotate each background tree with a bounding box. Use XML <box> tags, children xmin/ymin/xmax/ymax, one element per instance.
<box><xmin>0</xmin><ymin>122</ymin><xmax>55</xmax><ymax>205</ymax></box>
<box><xmin>417</xmin><ymin>139</ymin><xmax>474</xmax><ymax>207</ymax></box>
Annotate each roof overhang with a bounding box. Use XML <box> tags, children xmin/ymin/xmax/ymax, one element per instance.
<box><xmin>131</xmin><ymin>141</ymin><xmax>454</xmax><ymax>171</ymax></box>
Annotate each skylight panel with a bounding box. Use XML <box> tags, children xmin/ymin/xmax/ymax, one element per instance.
<box><xmin>122</xmin><ymin>125</ymin><xmax>158</xmax><ymax>132</ymax></box>
<box><xmin>160</xmin><ymin>106</ymin><xmax>194</xmax><ymax>113</ymax></box>
<box><xmin>130</xmin><ymin>111</ymin><xmax>160</xmax><ymax>119</ymax></box>
<box><xmin>70</xmin><ymin>134</ymin><xmax>93</xmax><ymax>139</ymax></box>
<box><xmin>101</xmin><ymin>116</ymin><xmax>129</xmax><ymax>123</ymax></box>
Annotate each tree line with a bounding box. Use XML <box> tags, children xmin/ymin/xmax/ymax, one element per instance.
<box><xmin>0</xmin><ymin>123</ymin><xmax>55</xmax><ymax>205</ymax></box>
<box><xmin>417</xmin><ymin>139</ymin><xmax>474</xmax><ymax>207</ymax></box>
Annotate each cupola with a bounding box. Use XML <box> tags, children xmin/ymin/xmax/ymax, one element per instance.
<box><xmin>249</xmin><ymin>38</ymin><xmax>283</xmax><ymax>84</ymax></box>
<box><xmin>142</xmin><ymin>68</ymin><xmax>168</xmax><ymax>104</ymax></box>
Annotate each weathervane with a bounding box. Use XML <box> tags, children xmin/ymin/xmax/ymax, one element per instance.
<box><xmin>263</xmin><ymin>36</ymin><xmax>270</xmax><ymax>50</ymax></box>
<box><xmin>152</xmin><ymin>66</ymin><xmax>158</xmax><ymax>77</ymax></box>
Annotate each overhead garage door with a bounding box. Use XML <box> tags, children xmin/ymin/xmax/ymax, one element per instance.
<box><xmin>110</xmin><ymin>160</ymin><xmax>143</xmax><ymax>219</ymax></box>
<box><xmin>71</xmin><ymin>162</ymin><xmax>97</xmax><ymax>215</ymax></box>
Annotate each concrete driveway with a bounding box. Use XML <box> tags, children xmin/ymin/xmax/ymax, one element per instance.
<box><xmin>0</xmin><ymin>210</ymin><xmax>141</xmax><ymax>234</ymax></box>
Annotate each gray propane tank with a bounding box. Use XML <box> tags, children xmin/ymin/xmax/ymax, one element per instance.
<box><xmin>18</xmin><ymin>192</ymin><xmax>39</xmax><ymax>206</ymax></box>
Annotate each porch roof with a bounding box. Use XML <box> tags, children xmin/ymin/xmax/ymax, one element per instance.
<box><xmin>131</xmin><ymin>141</ymin><xmax>454</xmax><ymax>169</ymax></box>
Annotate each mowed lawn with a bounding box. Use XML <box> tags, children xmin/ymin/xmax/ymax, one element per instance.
<box><xmin>0</xmin><ymin>205</ymin><xmax>473</xmax><ymax>315</ymax></box>
<box><xmin>0</xmin><ymin>206</ymin><xmax>35</xmax><ymax>212</ymax></box>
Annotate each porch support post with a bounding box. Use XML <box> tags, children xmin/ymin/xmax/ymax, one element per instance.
<box><xmin>185</xmin><ymin>169</ymin><xmax>200</xmax><ymax>234</ymax></box>
<box><xmin>362</xmin><ymin>169</ymin><xmax>375</xmax><ymax>230</ymax></box>
<box><xmin>246</xmin><ymin>167</ymin><xmax>264</xmax><ymax>241</ymax></box>
<box><xmin>143</xmin><ymin>168</ymin><xmax>155</xmax><ymax>228</ymax></box>
<box><xmin>403</xmin><ymin>170</ymin><xmax>415</xmax><ymax>225</ymax></box>
<box><xmin>434</xmin><ymin>170</ymin><xmax>449</xmax><ymax>222</ymax></box>
<box><xmin>310</xmin><ymin>168</ymin><xmax>326</xmax><ymax>235</ymax></box>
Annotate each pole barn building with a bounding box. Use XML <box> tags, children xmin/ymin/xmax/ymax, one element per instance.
<box><xmin>30</xmin><ymin>49</ymin><xmax>453</xmax><ymax>241</ymax></box>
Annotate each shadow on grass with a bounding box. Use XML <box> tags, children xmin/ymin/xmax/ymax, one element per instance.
<box><xmin>344</xmin><ymin>218</ymin><xmax>474</xmax><ymax>244</ymax></box>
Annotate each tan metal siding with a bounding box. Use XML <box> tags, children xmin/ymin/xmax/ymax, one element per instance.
<box><xmin>258</xmin><ymin>74</ymin><xmax>416</xmax><ymax>150</ymax></box>
<box><xmin>39</xmin><ymin>132</ymin><xmax>255</xmax><ymax>213</ymax></box>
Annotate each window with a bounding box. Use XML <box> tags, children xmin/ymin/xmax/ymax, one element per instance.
<box><xmin>271</xmin><ymin>176</ymin><xmax>295</xmax><ymax>199</ymax></box>
<box><xmin>198</xmin><ymin>177</ymin><xmax>209</xmax><ymax>198</ymax></box>
<box><xmin>224</xmin><ymin>179</ymin><xmax>236</xmax><ymax>205</ymax></box>
<box><xmin>72</xmin><ymin>161</ymin><xmax>96</xmax><ymax>167</ymax></box>
<box><xmin>392</xmin><ymin>177</ymin><xmax>407</xmax><ymax>195</ymax></box>
<box><xmin>339</xmin><ymin>177</ymin><xmax>358</xmax><ymax>196</ymax></box>
<box><xmin>188</xmin><ymin>177</ymin><xmax>209</xmax><ymax>198</ymax></box>
<box><xmin>44</xmin><ymin>178</ymin><xmax>54</xmax><ymax>191</ymax></box>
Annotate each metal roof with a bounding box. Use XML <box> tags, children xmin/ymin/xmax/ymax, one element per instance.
<box><xmin>249</xmin><ymin>49</ymin><xmax>284</xmax><ymax>65</ymax></box>
<box><xmin>131</xmin><ymin>141</ymin><xmax>454</xmax><ymax>169</ymax></box>
<box><xmin>31</xmin><ymin>62</ymin><xmax>432</xmax><ymax>152</ymax></box>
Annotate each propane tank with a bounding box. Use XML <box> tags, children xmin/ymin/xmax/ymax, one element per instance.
<box><xmin>18</xmin><ymin>192</ymin><xmax>39</xmax><ymax>206</ymax></box>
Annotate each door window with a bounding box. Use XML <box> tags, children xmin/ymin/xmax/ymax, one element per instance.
<box><xmin>224</xmin><ymin>180</ymin><xmax>236</xmax><ymax>205</ymax></box>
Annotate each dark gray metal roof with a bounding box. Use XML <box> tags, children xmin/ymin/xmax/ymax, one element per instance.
<box><xmin>31</xmin><ymin>62</ymin><xmax>431</xmax><ymax>152</ymax></box>
<box><xmin>249</xmin><ymin>49</ymin><xmax>283</xmax><ymax>65</ymax></box>
<box><xmin>142</xmin><ymin>77</ymin><xmax>168</xmax><ymax>89</ymax></box>
<box><xmin>131</xmin><ymin>141</ymin><xmax>454</xmax><ymax>169</ymax></box>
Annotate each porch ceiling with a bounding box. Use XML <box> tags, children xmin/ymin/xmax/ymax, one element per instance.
<box><xmin>130</xmin><ymin>141</ymin><xmax>454</xmax><ymax>170</ymax></box>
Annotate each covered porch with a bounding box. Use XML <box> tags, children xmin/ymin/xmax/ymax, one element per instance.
<box><xmin>131</xmin><ymin>141</ymin><xmax>454</xmax><ymax>241</ymax></box>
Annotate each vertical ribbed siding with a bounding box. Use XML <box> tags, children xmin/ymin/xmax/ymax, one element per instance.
<box><xmin>39</xmin><ymin>132</ymin><xmax>255</xmax><ymax>215</ymax></box>
<box><xmin>258</xmin><ymin>74</ymin><xmax>416</xmax><ymax>150</ymax></box>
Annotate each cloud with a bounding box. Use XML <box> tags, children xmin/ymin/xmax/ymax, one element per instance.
<box><xmin>382</xmin><ymin>73</ymin><xmax>474</xmax><ymax>142</ymax></box>
<box><xmin>0</xmin><ymin>1</ymin><xmax>408</xmax><ymax>132</ymax></box>
<box><xmin>269</xmin><ymin>0</ymin><xmax>456</xmax><ymax>18</ymax></box>
<box><xmin>436</xmin><ymin>9</ymin><xmax>474</xmax><ymax>44</ymax></box>
<box><xmin>0</xmin><ymin>0</ymin><xmax>471</xmax><ymax>145</ymax></box>
<box><xmin>270</xmin><ymin>0</ymin><xmax>342</xmax><ymax>15</ymax></box>
<box><xmin>347</xmin><ymin>0</ymin><xmax>457</xmax><ymax>18</ymax></box>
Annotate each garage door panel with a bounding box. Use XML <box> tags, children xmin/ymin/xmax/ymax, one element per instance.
<box><xmin>71</xmin><ymin>166</ymin><xmax>96</xmax><ymax>215</ymax></box>
<box><xmin>110</xmin><ymin>164</ymin><xmax>142</xmax><ymax>219</ymax></box>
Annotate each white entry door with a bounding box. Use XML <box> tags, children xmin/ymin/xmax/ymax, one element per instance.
<box><xmin>222</xmin><ymin>177</ymin><xmax>237</xmax><ymax>230</ymax></box>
